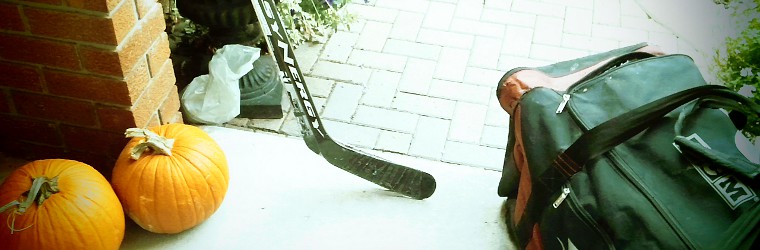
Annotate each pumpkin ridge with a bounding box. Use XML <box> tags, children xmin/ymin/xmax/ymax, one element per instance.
<box><xmin>147</xmin><ymin>156</ymin><xmax>164</xmax><ymax>232</ymax></box>
<box><xmin>68</xmin><ymin>196</ymin><xmax>107</xmax><ymax>248</ymax></box>
<box><xmin>43</xmin><ymin>196</ymin><xmax>86</xmax><ymax>248</ymax></box>
<box><xmin>168</xmin><ymin>155</ymin><xmax>204</xmax><ymax>226</ymax></box>
<box><xmin>173</xmin><ymin>150</ymin><xmax>224</xmax><ymax>209</ymax></box>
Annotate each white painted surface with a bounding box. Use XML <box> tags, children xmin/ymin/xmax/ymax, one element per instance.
<box><xmin>120</xmin><ymin>126</ymin><xmax>514</xmax><ymax>250</ymax></box>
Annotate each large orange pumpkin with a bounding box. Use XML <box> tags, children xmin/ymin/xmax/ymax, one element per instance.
<box><xmin>111</xmin><ymin>123</ymin><xmax>229</xmax><ymax>234</ymax></box>
<box><xmin>0</xmin><ymin>159</ymin><xmax>125</xmax><ymax>250</ymax></box>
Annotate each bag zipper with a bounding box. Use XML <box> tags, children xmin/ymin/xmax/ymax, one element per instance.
<box><xmin>561</xmin><ymin>183</ymin><xmax>616</xmax><ymax>249</ymax></box>
<box><xmin>555</xmin><ymin>55</ymin><xmax>668</xmax><ymax>115</ymax></box>
<box><xmin>552</xmin><ymin>187</ymin><xmax>571</xmax><ymax>208</ymax></box>
<box><xmin>556</xmin><ymin>94</ymin><xmax>571</xmax><ymax>114</ymax></box>
<box><xmin>554</xmin><ymin>77</ymin><xmax>697</xmax><ymax>248</ymax></box>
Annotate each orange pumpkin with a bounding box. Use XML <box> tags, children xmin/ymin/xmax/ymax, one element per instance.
<box><xmin>0</xmin><ymin>159</ymin><xmax>125</xmax><ymax>250</ymax></box>
<box><xmin>111</xmin><ymin>123</ymin><xmax>229</xmax><ymax>234</ymax></box>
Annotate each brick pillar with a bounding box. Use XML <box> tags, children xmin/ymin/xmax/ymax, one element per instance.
<box><xmin>0</xmin><ymin>0</ymin><xmax>181</xmax><ymax>177</ymax></box>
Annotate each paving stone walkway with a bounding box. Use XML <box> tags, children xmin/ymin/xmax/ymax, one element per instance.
<box><xmin>226</xmin><ymin>0</ymin><xmax>735</xmax><ymax>170</ymax></box>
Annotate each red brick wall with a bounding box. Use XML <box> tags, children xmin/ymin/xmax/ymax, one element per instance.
<box><xmin>0</xmin><ymin>0</ymin><xmax>181</xmax><ymax>177</ymax></box>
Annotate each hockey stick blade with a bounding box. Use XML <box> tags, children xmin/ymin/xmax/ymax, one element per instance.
<box><xmin>252</xmin><ymin>0</ymin><xmax>436</xmax><ymax>199</ymax></box>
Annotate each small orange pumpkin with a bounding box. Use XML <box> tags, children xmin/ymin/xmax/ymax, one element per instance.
<box><xmin>0</xmin><ymin>159</ymin><xmax>125</xmax><ymax>250</ymax></box>
<box><xmin>111</xmin><ymin>123</ymin><xmax>229</xmax><ymax>234</ymax></box>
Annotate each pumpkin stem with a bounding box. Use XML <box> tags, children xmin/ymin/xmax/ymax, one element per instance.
<box><xmin>0</xmin><ymin>176</ymin><xmax>57</xmax><ymax>234</ymax></box>
<box><xmin>125</xmin><ymin>128</ymin><xmax>175</xmax><ymax>160</ymax></box>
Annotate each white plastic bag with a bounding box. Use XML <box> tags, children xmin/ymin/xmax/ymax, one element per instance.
<box><xmin>182</xmin><ymin>44</ymin><xmax>261</xmax><ymax>124</ymax></box>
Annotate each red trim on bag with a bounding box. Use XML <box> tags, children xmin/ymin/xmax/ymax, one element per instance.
<box><xmin>513</xmin><ymin>107</ymin><xmax>532</xmax><ymax>224</ymax></box>
<box><xmin>526</xmin><ymin>223</ymin><xmax>544</xmax><ymax>250</ymax></box>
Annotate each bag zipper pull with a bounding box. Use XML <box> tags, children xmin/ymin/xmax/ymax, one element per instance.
<box><xmin>556</xmin><ymin>94</ymin><xmax>571</xmax><ymax>114</ymax></box>
<box><xmin>552</xmin><ymin>187</ymin><xmax>571</xmax><ymax>208</ymax></box>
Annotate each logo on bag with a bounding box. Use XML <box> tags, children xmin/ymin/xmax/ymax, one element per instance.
<box><xmin>675</xmin><ymin>134</ymin><xmax>758</xmax><ymax>209</ymax></box>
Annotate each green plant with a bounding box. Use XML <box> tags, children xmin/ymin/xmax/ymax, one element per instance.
<box><xmin>276</xmin><ymin>0</ymin><xmax>356</xmax><ymax>45</ymax></box>
<box><xmin>714</xmin><ymin>0</ymin><xmax>760</xmax><ymax>139</ymax></box>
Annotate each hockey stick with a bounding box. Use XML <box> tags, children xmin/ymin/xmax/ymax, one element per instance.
<box><xmin>250</xmin><ymin>0</ymin><xmax>436</xmax><ymax>200</ymax></box>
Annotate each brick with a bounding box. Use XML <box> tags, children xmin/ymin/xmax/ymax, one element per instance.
<box><xmin>64</xmin><ymin>150</ymin><xmax>116</xmax><ymax>177</ymax></box>
<box><xmin>322</xmin><ymin>31</ymin><xmax>359</xmax><ymax>63</ymax></box>
<box><xmin>158</xmin><ymin>85</ymin><xmax>180</xmax><ymax>122</ymax></box>
<box><xmin>591</xmin><ymin>24</ymin><xmax>648</xmax><ymax>45</ymax></box>
<box><xmin>322</xmin><ymin>119</ymin><xmax>380</xmax><ymax>149</ymax></box>
<box><xmin>133</xmin><ymin>0</ymin><xmax>156</xmax><ymax>19</ymax></box>
<box><xmin>347</xmin><ymin>50</ymin><xmax>407</xmax><ymax>72</ymax></box>
<box><xmin>147</xmin><ymin>32</ymin><xmax>171</xmax><ymax>77</ymax></box>
<box><xmin>355</xmin><ymin>21</ymin><xmax>392</xmax><ymax>52</ymax></box>
<box><xmin>0</xmin><ymin>34</ymin><xmax>80</xmax><ymax>70</ymax></box>
<box><xmin>534</xmin><ymin>16</ymin><xmax>564</xmax><ymax>46</ymax></box>
<box><xmin>592</xmin><ymin>0</ymin><xmax>620</xmax><ymax>26</ymax></box>
<box><xmin>529</xmin><ymin>44</ymin><xmax>588</xmax><ymax>62</ymax></box>
<box><xmin>469</xmin><ymin>36</ymin><xmax>501</xmax><ymax>69</ymax></box>
<box><xmin>322</xmin><ymin>82</ymin><xmax>363</xmax><ymax>122</ymax></box>
<box><xmin>409</xmin><ymin>116</ymin><xmax>449</xmax><ymax>160</ymax></box>
<box><xmin>96</xmin><ymin>105</ymin><xmax>136</xmax><ymax>133</ymax></box>
<box><xmin>442</xmin><ymin>141</ymin><xmax>503</xmax><ymax>170</ymax></box>
<box><xmin>0</xmin><ymin>62</ymin><xmax>43</xmax><ymax>92</ymax></box>
<box><xmin>429</xmin><ymin>79</ymin><xmax>491</xmax><ymax>105</ymax></box>
<box><xmin>564</xmin><ymin>7</ymin><xmax>592</xmax><ymax>36</ymax></box>
<box><xmin>417</xmin><ymin>29</ymin><xmax>474</xmax><ymax>49</ymax></box>
<box><xmin>383</xmin><ymin>39</ymin><xmax>441</xmax><ymax>60</ymax></box>
<box><xmin>398</xmin><ymin>58</ymin><xmax>436</xmax><ymax>95</ymax></box>
<box><xmin>303</xmin><ymin>77</ymin><xmax>334</xmax><ymax>98</ymax></box>
<box><xmin>484</xmin><ymin>0</ymin><xmax>510</xmax><ymax>10</ymax></box>
<box><xmin>481</xmin><ymin>125</ymin><xmax>509</xmax><ymax>149</ymax></box>
<box><xmin>12</xmin><ymin>91</ymin><xmax>97</xmax><ymax>126</ymax></box>
<box><xmin>434</xmin><ymin>47</ymin><xmax>469</xmax><ymax>82</ymax></box>
<box><xmin>353</xmin><ymin>105</ymin><xmax>419</xmax><ymax>133</ymax></box>
<box><xmin>0</xmin><ymin>92</ymin><xmax>9</xmax><ymax>113</ymax></box>
<box><xmin>422</xmin><ymin>1</ymin><xmax>455</xmax><ymax>29</ymax></box>
<box><xmin>144</xmin><ymin>112</ymin><xmax>160</xmax><ymax>128</ymax></box>
<box><xmin>463</xmin><ymin>67</ymin><xmax>504</xmax><ymax>87</ymax></box>
<box><xmin>483</xmin><ymin>10</ymin><xmax>536</xmax><ymax>27</ymax></box>
<box><xmin>126</xmin><ymin>57</ymin><xmax>151</xmax><ymax>103</ymax></box>
<box><xmin>345</xmin><ymin>4</ymin><xmax>398</xmax><ymax>23</ymax></box>
<box><xmin>44</xmin><ymin>69</ymin><xmax>132</xmax><ymax>105</ymax></box>
<box><xmin>375</xmin><ymin>130</ymin><xmax>412</xmax><ymax>154</ymax></box>
<box><xmin>21</xmin><ymin>0</ymin><xmax>61</xmax><ymax>5</ymax></box>
<box><xmin>0</xmin><ymin>115</ymin><xmax>62</xmax><ymax>146</ymax></box>
<box><xmin>449</xmin><ymin>102</ymin><xmax>488</xmax><ymax>143</ymax></box>
<box><xmin>376</xmin><ymin>0</ymin><xmax>429</xmax><ymax>13</ymax></box>
<box><xmin>131</xmin><ymin>60</ymin><xmax>175</xmax><ymax>127</ymax></box>
<box><xmin>311</xmin><ymin>61</ymin><xmax>372</xmax><ymax>84</ymax></box>
<box><xmin>391</xmin><ymin>92</ymin><xmax>456</xmax><ymax>119</ymax></box>
<box><xmin>0</xmin><ymin>140</ymin><xmax>66</xmax><ymax>161</ymax></box>
<box><xmin>167</xmin><ymin>111</ymin><xmax>183</xmax><ymax>124</ymax></box>
<box><xmin>497</xmin><ymin>54</ymin><xmax>550</xmax><ymax>71</ymax></box>
<box><xmin>501</xmin><ymin>26</ymin><xmax>533</xmax><ymax>56</ymax></box>
<box><xmin>361</xmin><ymin>70</ymin><xmax>400</xmax><ymax>107</ymax></box>
<box><xmin>26</xmin><ymin>1</ymin><xmax>136</xmax><ymax>46</ymax></box>
<box><xmin>80</xmin><ymin>4</ymin><xmax>164</xmax><ymax>77</ymax></box>
<box><xmin>485</xmin><ymin>100</ymin><xmax>510</xmax><ymax>127</ymax></box>
<box><xmin>79</xmin><ymin>46</ymin><xmax>124</xmax><ymax>76</ymax></box>
<box><xmin>561</xmin><ymin>33</ymin><xmax>594</xmax><ymax>51</ymax></box>
<box><xmin>293</xmin><ymin>42</ymin><xmax>323</xmax><ymax>73</ymax></box>
<box><xmin>64</xmin><ymin>0</ymin><xmax>121</xmax><ymax>13</ymax></box>
<box><xmin>389</xmin><ymin>11</ymin><xmax>424</xmax><ymax>41</ymax></box>
<box><xmin>450</xmin><ymin>18</ymin><xmax>505</xmax><ymax>38</ymax></box>
<box><xmin>0</xmin><ymin>3</ymin><xmax>25</xmax><ymax>32</ymax></box>
<box><xmin>455</xmin><ymin>0</ymin><xmax>483</xmax><ymax>19</ymax></box>
<box><xmin>511</xmin><ymin>0</ymin><xmax>565</xmax><ymax>18</ymax></box>
<box><xmin>60</xmin><ymin>124</ymin><xmax>127</xmax><ymax>154</ymax></box>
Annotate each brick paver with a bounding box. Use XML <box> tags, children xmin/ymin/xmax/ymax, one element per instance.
<box><xmin>233</xmin><ymin>0</ymin><xmax>735</xmax><ymax>171</ymax></box>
